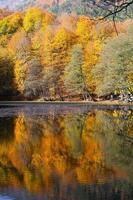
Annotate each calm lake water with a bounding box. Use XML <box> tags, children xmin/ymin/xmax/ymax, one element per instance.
<box><xmin>0</xmin><ymin>104</ymin><xmax>132</xmax><ymax>200</ymax></box>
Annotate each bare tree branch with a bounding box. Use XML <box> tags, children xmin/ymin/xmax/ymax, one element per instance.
<box><xmin>85</xmin><ymin>0</ymin><xmax>133</xmax><ymax>19</ymax></box>
<box><xmin>101</xmin><ymin>0</ymin><xmax>133</xmax><ymax>19</ymax></box>
<box><xmin>85</xmin><ymin>0</ymin><xmax>133</xmax><ymax>34</ymax></box>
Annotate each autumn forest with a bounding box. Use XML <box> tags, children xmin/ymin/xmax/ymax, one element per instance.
<box><xmin>0</xmin><ymin>2</ymin><xmax>133</xmax><ymax>200</ymax></box>
<box><xmin>0</xmin><ymin>5</ymin><xmax>133</xmax><ymax>100</ymax></box>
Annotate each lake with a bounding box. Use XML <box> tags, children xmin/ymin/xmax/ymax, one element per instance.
<box><xmin>0</xmin><ymin>104</ymin><xmax>132</xmax><ymax>200</ymax></box>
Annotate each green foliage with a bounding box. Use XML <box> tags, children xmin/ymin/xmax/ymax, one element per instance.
<box><xmin>93</xmin><ymin>27</ymin><xmax>133</xmax><ymax>96</ymax></box>
<box><xmin>64</xmin><ymin>44</ymin><xmax>85</xmax><ymax>95</ymax></box>
<box><xmin>50</xmin><ymin>0</ymin><xmax>107</xmax><ymax>16</ymax></box>
<box><xmin>65</xmin><ymin>114</ymin><xmax>85</xmax><ymax>158</ymax></box>
<box><xmin>50</xmin><ymin>4</ymin><xmax>60</xmax><ymax>14</ymax></box>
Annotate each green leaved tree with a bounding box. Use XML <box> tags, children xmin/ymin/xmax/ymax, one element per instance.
<box><xmin>93</xmin><ymin>27</ymin><xmax>133</xmax><ymax>97</ymax></box>
<box><xmin>64</xmin><ymin>44</ymin><xmax>86</xmax><ymax>99</ymax></box>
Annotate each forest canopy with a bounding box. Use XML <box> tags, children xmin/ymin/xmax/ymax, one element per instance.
<box><xmin>0</xmin><ymin>6</ymin><xmax>132</xmax><ymax>100</ymax></box>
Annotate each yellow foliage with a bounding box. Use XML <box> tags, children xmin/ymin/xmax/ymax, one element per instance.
<box><xmin>14</xmin><ymin>59</ymin><xmax>27</xmax><ymax>92</ymax></box>
<box><xmin>32</xmin><ymin>31</ymin><xmax>45</xmax><ymax>50</ymax></box>
<box><xmin>0</xmin><ymin>12</ymin><xmax>22</xmax><ymax>35</ymax></box>
<box><xmin>98</xmin><ymin>21</ymin><xmax>117</xmax><ymax>41</ymax></box>
<box><xmin>23</xmin><ymin>7</ymin><xmax>44</xmax><ymax>32</ymax></box>
<box><xmin>76</xmin><ymin>16</ymin><xmax>95</xmax><ymax>45</ymax></box>
<box><xmin>23</xmin><ymin>8</ymin><xmax>55</xmax><ymax>33</ymax></box>
<box><xmin>8</xmin><ymin>30</ymin><xmax>31</xmax><ymax>58</ymax></box>
<box><xmin>58</xmin><ymin>14</ymin><xmax>78</xmax><ymax>32</ymax></box>
<box><xmin>52</xmin><ymin>27</ymin><xmax>77</xmax><ymax>68</ymax></box>
<box><xmin>14</xmin><ymin>115</ymin><xmax>29</xmax><ymax>143</ymax></box>
<box><xmin>40</xmin><ymin>134</ymin><xmax>70</xmax><ymax>176</ymax></box>
<box><xmin>83</xmin><ymin>37</ymin><xmax>102</xmax><ymax>91</ymax></box>
<box><xmin>41</xmin><ymin>27</ymin><xmax>77</xmax><ymax>96</ymax></box>
<box><xmin>0</xmin><ymin>35</ymin><xmax>9</xmax><ymax>47</ymax></box>
<box><xmin>53</xmin><ymin>27</ymin><xmax>77</xmax><ymax>50</ymax></box>
<box><xmin>76</xmin><ymin>16</ymin><xmax>103</xmax><ymax>92</ymax></box>
<box><xmin>41</xmin><ymin>28</ymin><xmax>55</xmax><ymax>67</ymax></box>
<box><xmin>0</xmin><ymin>111</ymin><xmax>130</xmax><ymax>193</ymax></box>
<box><xmin>8</xmin><ymin>12</ymin><xmax>22</xmax><ymax>29</ymax></box>
<box><xmin>42</xmin><ymin>11</ymin><xmax>55</xmax><ymax>32</ymax></box>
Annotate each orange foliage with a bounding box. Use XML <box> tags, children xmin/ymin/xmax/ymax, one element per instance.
<box><xmin>0</xmin><ymin>110</ymin><xmax>131</xmax><ymax>193</ymax></box>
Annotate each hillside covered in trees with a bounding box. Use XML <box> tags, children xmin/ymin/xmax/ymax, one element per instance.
<box><xmin>0</xmin><ymin>3</ymin><xmax>133</xmax><ymax>100</ymax></box>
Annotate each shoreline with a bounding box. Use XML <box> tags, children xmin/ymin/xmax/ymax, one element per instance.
<box><xmin>0</xmin><ymin>100</ymin><xmax>133</xmax><ymax>107</ymax></box>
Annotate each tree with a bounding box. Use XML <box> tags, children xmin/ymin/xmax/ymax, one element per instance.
<box><xmin>14</xmin><ymin>59</ymin><xmax>27</xmax><ymax>94</ymax></box>
<box><xmin>58</xmin><ymin>14</ymin><xmax>78</xmax><ymax>33</ymax></box>
<box><xmin>23</xmin><ymin>7</ymin><xmax>44</xmax><ymax>32</ymax></box>
<box><xmin>8</xmin><ymin>29</ymin><xmax>31</xmax><ymax>60</ymax></box>
<box><xmin>42</xmin><ymin>11</ymin><xmax>55</xmax><ymax>32</ymax></box>
<box><xmin>93</xmin><ymin>26</ymin><xmax>133</xmax><ymax>96</ymax></box>
<box><xmin>41</xmin><ymin>28</ymin><xmax>56</xmax><ymax>99</ymax></box>
<box><xmin>0</xmin><ymin>12</ymin><xmax>22</xmax><ymax>35</ymax></box>
<box><xmin>64</xmin><ymin>44</ymin><xmax>86</xmax><ymax>98</ymax></box>
<box><xmin>0</xmin><ymin>48</ymin><xmax>15</xmax><ymax>99</ymax></box>
<box><xmin>0</xmin><ymin>35</ymin><xmax>9</xmax><ymax>48</ymax></box>
<box><xmin>24</xmin><ymin>57</ymin><xmax>44</xmax><ymax>99</ymax></box>
<box><xmin>76</xmin><ymin>16</ymin><xmax>102</xmax><ymax>94</ymax></box>
<box><xmin>76</xmin><ymin>16</ymin><xmax>95</xmax><ymax>46</ymax></box>
<box><xmin>31</xmin><ymin>30</ymin><xmax>45</xmax><ymax>50</ymax></box>
<box><xmin>52</xmin><ymin>27</ymin><xmax>77</xmax><ymax>99</ymax></box>
<box><xmin>8</xmin><ymin>30</ymin><xmax>31</xmax><ymax>94</ymax></box>
<box><xmin>83</xmin><ymin>34</ymin><xmax>101</xmax><ymax>93</ymax></box>
<box><xmin>41</xmin><ymin>27</ymin><xmax>77</xmax><ymax>100</ymax></box>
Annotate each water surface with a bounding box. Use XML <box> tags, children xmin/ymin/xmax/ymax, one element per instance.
<box><xmin>0</xmin><ymin>104</ymin><xmax>132</xmax><ymax>200</ymax></box>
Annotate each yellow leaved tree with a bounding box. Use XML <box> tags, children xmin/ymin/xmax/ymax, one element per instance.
<box><xmin>76</xmin><ymin>16</ymin><xmax>102</xmax><ymax>93</ymax></box>
<box><xmin>23</xmin><ymin>7</ymin><xmax>44</xmax><ymax>32</ymax></box>
<box><xmin>8</xmin><ymin>30</ymin><xmax>31</xmax><ymax>93</ymax></box>
<box><xmin>42</xmin><ymin>27</ymin><xmax>77</xmax><ymax>99</ymax></box>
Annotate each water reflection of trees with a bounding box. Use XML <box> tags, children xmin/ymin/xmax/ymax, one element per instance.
<box><xmin>94</xmin><ymin>110</ymin><xmax>133</xmax><ymax>172</ymax></box>
<box><xmin>0</xmin><ymin>109</ymin><xmax>132</xmax><ymax>198</ymax></box>
<box><xmin>0</xmin><ymin>117</ymin><xmax>14</xmax><ymax>142</ymax></box>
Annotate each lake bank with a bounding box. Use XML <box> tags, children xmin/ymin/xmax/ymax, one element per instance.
<box><xmin>0</xmin><ymin>100</ymin><xmax>133</xmax><ymax>107</ymax></box>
